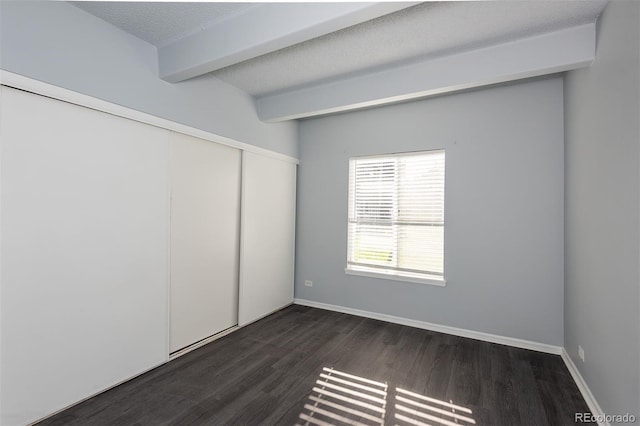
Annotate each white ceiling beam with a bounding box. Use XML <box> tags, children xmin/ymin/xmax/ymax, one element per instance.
<box><xmin>159</xmin><ymin>2</ymin><xmax>417</xmax><ymax>83</ymax></box>
<box><xmin>256</xmin><ymin>23</ymin><xmax>596</xmax><ymax>122</ymax></box>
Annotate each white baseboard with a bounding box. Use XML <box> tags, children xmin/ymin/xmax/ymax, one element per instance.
<box><xmin>561</xmin><ymin>348</ymin><xmax>609</xmax><ymax>426</ymax></box>
<box><xmin>293</xmin><ymin>299</ymin><xmax>609</xmax><ymax>423</ymax></box>
<box><xmin>293</xmin><ymin>298</ymin><xmax>563</xmax><ymax>355</ymax></box>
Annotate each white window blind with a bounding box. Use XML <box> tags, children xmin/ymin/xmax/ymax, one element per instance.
<box><xmin>347</xmin><ymin>150</ymin><xmax>445</xmax><ymax>283</ymax></box>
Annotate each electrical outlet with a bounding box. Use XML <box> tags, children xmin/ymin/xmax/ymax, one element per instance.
<box><xmin>304</xmin><ymin>280</ymin><xmax>313</xmax><ymax>287</ymax></box>
<box><xmin>578</xmin><ymin>345</ymin><xmax>585</xmax><ymax>362</ymax></box>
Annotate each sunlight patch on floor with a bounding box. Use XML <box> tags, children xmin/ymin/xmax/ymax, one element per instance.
<box><xmin>296</xmin><ymin>367</ymin><xmax>475</xmax><ymax>426</ymax></box>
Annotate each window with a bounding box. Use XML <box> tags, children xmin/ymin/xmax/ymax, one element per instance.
<box><xmin>346</xmin><ymin>150</ymin><xmax>445</xmax><ymax>285</ymax></box>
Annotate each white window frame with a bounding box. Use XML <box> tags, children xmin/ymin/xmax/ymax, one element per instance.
<box><xmin>345</xmin><ymin>150</ymin><xmax>446</xmax><ymax>286</ymax></box>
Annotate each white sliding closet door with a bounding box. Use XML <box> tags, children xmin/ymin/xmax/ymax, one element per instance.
<box><xmin>239</xmin><ymin>151</ymin><xmax>296</xmax><ymax>326</ymax></box>
<box><xmin>170</xmin><ymin>133</ymin><xmax>241</xmax><ymax>353</ymax></box>
<box><xmin>0</xmin><ymin>86</ymin><xmax>171</xmax><ymax>426</ymax></box>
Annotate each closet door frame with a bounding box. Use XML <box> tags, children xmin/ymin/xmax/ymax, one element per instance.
<box><xmin>0</xmin><ymin>71</ymin><xmax>299</xmax><ymax>424</ymax></box>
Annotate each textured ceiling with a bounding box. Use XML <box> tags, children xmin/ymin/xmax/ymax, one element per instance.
<box><xmin>71</xmin><ymin>1</ymin><xmax>607</xmax><ymax>98</ymax></box>
<box><xmin>71</xmin><ymin>2</ymin><xmax>256</xmax><ymax>47</ymax></box>
<box><xmin>212</xmin><ymin>1</ymin><xmax>607</xmax><ymax>97</ymax></box>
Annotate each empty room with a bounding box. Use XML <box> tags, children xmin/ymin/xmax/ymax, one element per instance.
<box><xmin>0</xmin><ymin>1</ymin><xmax>638</xmax><ymax>425</ymax></box>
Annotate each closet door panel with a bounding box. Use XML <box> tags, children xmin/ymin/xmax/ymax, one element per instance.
<box><xmin>239</xmin><ymin>152</ymin><xmax>296</xmax><ymax>326</ymax></box>
<box><xmin>0</xmin><ymin>86</ymin><xmax>170</xmax><ymax>426</ymax></box>
<box><xmin>170</xmin><ymin>132</ymin><xmax>240</xmax><ymax>353</ymax></box>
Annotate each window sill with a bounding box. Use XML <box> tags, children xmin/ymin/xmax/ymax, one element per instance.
<box><xmin>344</xmin><ymin>268</ymin><xmax>446</xmax><ymax>287</ymax></box>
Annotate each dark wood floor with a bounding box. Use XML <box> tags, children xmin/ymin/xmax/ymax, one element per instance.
<box><xmin>39</xmin><ymin>305</ymin><xmax>592</xmax><ymax>426</ymax></box>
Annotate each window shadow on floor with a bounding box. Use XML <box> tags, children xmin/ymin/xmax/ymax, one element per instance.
<box><xmin>297</xmin><ymin>366</ymin><xmax>476</xmax><ymax>426</ymax></box>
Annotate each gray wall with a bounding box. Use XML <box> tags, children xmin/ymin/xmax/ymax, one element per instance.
<box><xmin>564</xmin><ymin>0</ymin><xmax>640</xmax><ymax>418</ymax></box>
<box><xmin>0</xmin><ymin>1</ymin><xmax>298</xmax><ymax>158</ymax></box>
<box><xmin>296</xmin><ymin>77</ymin><xmax>565</xmax><ymax>346</ymax></box>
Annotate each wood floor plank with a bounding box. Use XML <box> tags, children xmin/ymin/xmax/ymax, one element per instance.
<box><xmin>38</xmin><ymin>305</ymin><xmax>592</xmax><ymax>426</ymax></box>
